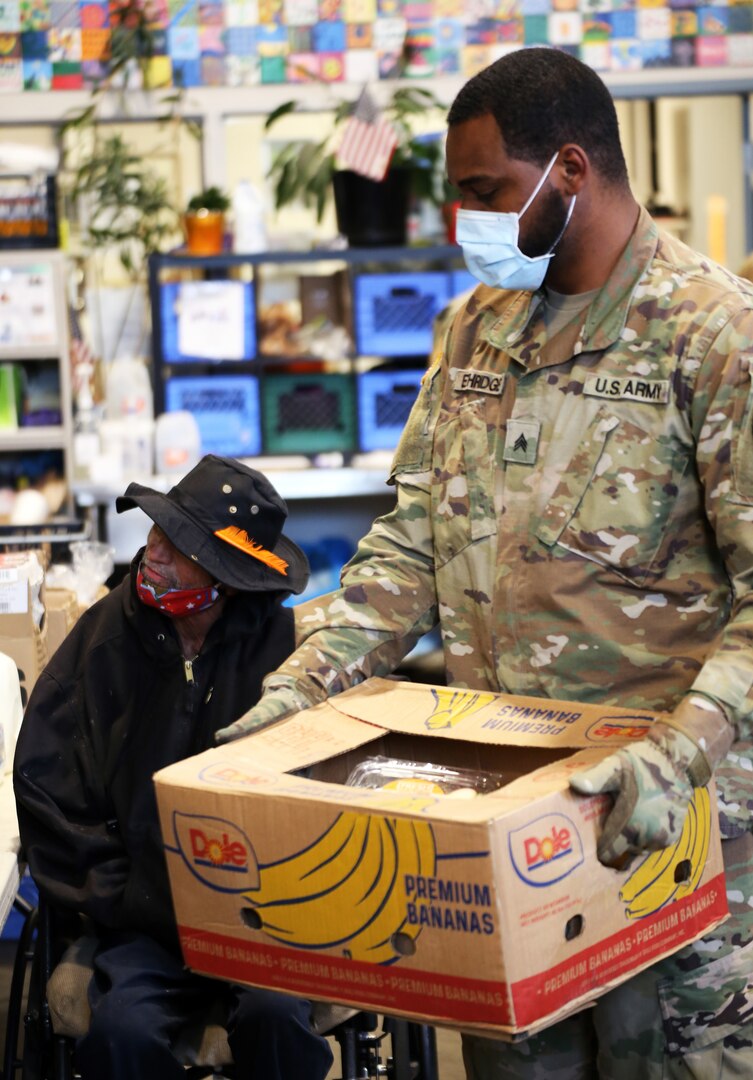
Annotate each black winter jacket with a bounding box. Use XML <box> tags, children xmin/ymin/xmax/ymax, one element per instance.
<box><xmin>14</xmin><ymin>555</ymin><xmax>295</xmax><ymax>954</ymax></box>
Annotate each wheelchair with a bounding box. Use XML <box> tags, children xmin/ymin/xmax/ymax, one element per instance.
<box><xmin>4</xmin><ymin>894</ymin><xmax>439</xmax><ymax>1080</ymax></box>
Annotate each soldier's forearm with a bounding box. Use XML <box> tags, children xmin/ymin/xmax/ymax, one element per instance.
<box><xmin>265</xmin><ymin>617</ymin><xmax>436</xmax><ymax>703</ymax></box>
<box><xmin>656</xmin><ymin>693</ymin><xmax>737</xmax><ymax>782</ymax></box>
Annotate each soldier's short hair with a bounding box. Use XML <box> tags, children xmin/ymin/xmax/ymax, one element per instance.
<box><xmin>448</xmin><ymin>48</ymin><xmax>630</xmax><ymax>189</ymax></box>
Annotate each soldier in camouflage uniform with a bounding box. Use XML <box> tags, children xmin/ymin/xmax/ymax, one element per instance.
<box><xmin>218</xmin><ymin>50</ymin><xmax>753</xmax><ymax>1077</ymax></box>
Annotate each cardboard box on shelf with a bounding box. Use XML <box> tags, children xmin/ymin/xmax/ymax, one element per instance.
<box><xmin>0</xmin><ymin>599</ymin><xmax>48</xmax><ymax>708</ymax></box>
<box><xmin>0</xmin><ymin>603</ymin><xmax>48</xmax><ymax>708</ymax></box>
<box><xmin>44</xmin><ymin>587</ymin><xmax>80</xmax><ymax>658</ymax></box>
<box><xmin>299</xmin><ymin>271</ymin><xmax>349</xmax><ymax>329</ymax></box>
<box><xmin>0</xmin><ymin>551</ymin><xmax>48</xmax><ymax>708</ymax></box>
<box><xmin>154</xmin><ymin>678</ymin><xmax>727</xmax><ymax>1040</ymax></box>
<box><xmin>78</xmin><ymin>583</ymin><xmax>109</xmax><ymax>619</ymax></box>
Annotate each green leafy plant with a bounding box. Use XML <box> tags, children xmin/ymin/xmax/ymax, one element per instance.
<box><xmin>65</xmin><ymin>131</ymin><xmax>180</xmax><ymax>277</ymax></box>
<box><xmin>264</xmin><ymin>86</ymin><xmax>447</xmax><ymax>223</ymax></box>
<box><xmin>186</xmin><ymin>186</ymin><xmax>231</xmax><ymax>214</ymax></box>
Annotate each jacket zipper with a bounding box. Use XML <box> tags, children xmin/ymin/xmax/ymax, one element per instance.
<box><xmin>184</xmin><ymin>656</ymin><xmax>199</xmax><ymax>715</ymax></box>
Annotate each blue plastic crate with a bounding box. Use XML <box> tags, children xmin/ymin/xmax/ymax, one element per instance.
<box><xmin>283</xmin><ymin>536</ymin><xmax>355</xmax><ymax>606</ymax></box>
<box><xmin>1</xmin><ymin>871</ymin><xmax>37</xmax><ymax>941</ymax></box>
<box><xmin>354</xmin><ymin>272</ymin><xmax>450</xmax><ymax>357</ymax></box>
<box><xmin>159</xmin><ymin>279</ymin><xmax>256</xmax><ymax>363</ymax></box>
<box><xmin>165</xmin><ymin>374</ymin><xmax>261</xmax><ymax>457</ymax></box>
<box><xmin>357</xmin><ymin>368</ymin><xmax>424</xmax><ymax>452</ymax></box>
<box><xmin>449</xmin><ymin>268</ymin><xmax>478</xmax><ymax>298</ymax></box>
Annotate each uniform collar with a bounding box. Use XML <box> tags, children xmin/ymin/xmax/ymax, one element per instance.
<box><xmin>484</xmin><ymin>206</ymin><xmax>660</xmax><ymax>369</ymax></box>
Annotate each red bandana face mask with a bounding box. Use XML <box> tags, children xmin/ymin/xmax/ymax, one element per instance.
<box><xmin>136</xmin><ymin>568</ymin><xmax>220</xmax><ymax>619</ymax></box>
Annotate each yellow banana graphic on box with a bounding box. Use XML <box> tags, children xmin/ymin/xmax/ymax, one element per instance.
<box><xmin>619</xmin><ymin>785</ymin><xmax>711</xmax><ymax>919</ymax></box>
<box><xmin>424</xmin><ymin>687</ymin><xmax>497</xmax><ymax>731</ymax></box>
<box><xmin>243</xmin><ymin>811</ymin><xmax>436</xmax><ymax>964</ymax></box>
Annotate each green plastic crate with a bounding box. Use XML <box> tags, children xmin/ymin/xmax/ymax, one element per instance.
<box><xmin>262</xmin><ymin>372</ymin><xmax>357</xmax><ymax>455</ymax></box>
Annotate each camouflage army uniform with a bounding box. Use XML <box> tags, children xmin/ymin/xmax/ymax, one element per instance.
<box><xmin>270</xmin><ymin>207</ymin><xmax>753</xmax><ymax>1074</ymax></box>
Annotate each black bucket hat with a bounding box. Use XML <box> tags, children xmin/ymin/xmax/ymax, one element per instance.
<box><xmin>116</xmin><ymin>455</ymin><xmax>309</xmax><ymax>594</ymax></box>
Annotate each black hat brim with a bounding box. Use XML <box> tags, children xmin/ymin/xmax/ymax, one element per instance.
<box><xmin>116</xmin><ymin>484</ymin><xmax>309</xmax><ymax>595</ymax></box>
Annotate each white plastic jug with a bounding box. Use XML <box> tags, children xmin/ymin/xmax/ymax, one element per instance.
<box><xmin>105</xmin><ymin>358</ymin><xmax>154</xmax><ymax>421</ymax></box>
<box><xmin>154</xmin><ymin>411</ymin><xmax>202</xmax><ymax>475</ymax></box>
<box><xmin>0</xmin><ymin>650</ymin><xmax>22</xmax><ymax>773</ymax></box>
<box><xmin>99</xmin><ymin>418</ymin><xmax>154</xmax><ymax>477</ymax></box>
<box><xmin>232</xmin><ymin>180</ymin><xmax>267</xmax><ymax>254</ymax></box>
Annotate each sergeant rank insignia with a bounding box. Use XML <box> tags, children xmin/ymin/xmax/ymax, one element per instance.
<box><xmin>503</xmin><ymin>419</ymin><xmax>540</xmax><ymax>465</ymax></box>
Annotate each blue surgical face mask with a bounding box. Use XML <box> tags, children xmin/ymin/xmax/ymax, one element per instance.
<box><xmin>455</xmin><ymin>151</ymin><xmax>576</xmax><ymax>291</ymax></box>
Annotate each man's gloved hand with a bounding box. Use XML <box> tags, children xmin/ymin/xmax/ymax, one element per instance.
<box><xmin>569</xmin><ymin>695</ymin><xmax>735</xmax><ymax>867</ymax></box>
<box><xmin>215</xmin><ymin>683</ymin><xmax>312</xmax><ymax>744</ymax></box>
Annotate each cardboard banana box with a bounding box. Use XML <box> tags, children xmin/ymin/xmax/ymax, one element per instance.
<box><xmin>153</xmin><ymin>678</ymin><xmax>727</xmax><ymax>1039</ymax></box>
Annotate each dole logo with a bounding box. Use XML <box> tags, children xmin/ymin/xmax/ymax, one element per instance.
<box><xmin>508</xmin><ymin>813</ymin><xmax>584</xmax><ymax>887</ymax></box>
<box><xmin>172</xmin><ymin>812</ymin><xmax>260</xmax><ymax>893</ymax></box>
<box><xmin>524</xmin><ymin>825</ymin><xmax>571</xmax><ymax>869</ymax></box>
<box><xmin>585</xmin><ymin>715</ymin><xmax>653</xmax><ymax>743</ymax></box>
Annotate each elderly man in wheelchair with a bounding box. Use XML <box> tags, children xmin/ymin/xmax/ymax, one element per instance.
<box><xmin>13</xmin><ymin>457</ymin><xmax>336</xmax><ymax>1080</ymax></box>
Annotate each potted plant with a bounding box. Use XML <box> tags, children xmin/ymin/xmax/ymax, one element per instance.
<box><xmin>183</xmin><ymin>186</ymin><xmax>231</xmax><ymax>256</ymax></box>
<box><xmin>60</xmin><ymin>0</ymin><xmax>186</xmax><ymax>364</ymax></box>
<box><xmin>264</xmin><ymin>86</ymin><xmax>447</xmax><ymax>247</ymax></box>
<box><xmin>65</xmin><ymin>132</ymin><xmax>180</xmax><ymax>276</ymax></box>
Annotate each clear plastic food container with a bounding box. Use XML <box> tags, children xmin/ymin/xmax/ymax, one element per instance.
<box><xmin>345</xmin><ymin>755</ymin><xmax>505</xmax><ymax>798</ymax></box>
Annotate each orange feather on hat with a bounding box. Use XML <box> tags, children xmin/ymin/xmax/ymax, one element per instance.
<box><xmin>214</xmin><ymin>526</ymin><xmax>289</xmax><ymax>576</ymax></box>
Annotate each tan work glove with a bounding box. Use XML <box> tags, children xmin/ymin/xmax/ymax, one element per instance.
<box><xmin>214</xmin><ymin>680</ymin><xmax>313</xmax><ymax>744</ymax></box>
<box><xmin>569</xmin><ymin>694</ymin><xmax>734</xmax><ymax>867</ymax></box>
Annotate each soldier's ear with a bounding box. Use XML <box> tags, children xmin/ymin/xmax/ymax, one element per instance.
<box><xmin>557</xmin><ymin>144</ymin><xmax>588</xmax><ymax>195</ymax></box>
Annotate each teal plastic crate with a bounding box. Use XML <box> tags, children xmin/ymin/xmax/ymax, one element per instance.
<box><xmin>262</xmin><ymin>372</ymin><xmax>357</xmax><ymax>455</ymax></box>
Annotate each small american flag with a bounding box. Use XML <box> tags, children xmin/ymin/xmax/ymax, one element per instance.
<box><xmin>336</xmin><ymin>87</ymin><xmax>399</xmax><ymax>183</ymax></box>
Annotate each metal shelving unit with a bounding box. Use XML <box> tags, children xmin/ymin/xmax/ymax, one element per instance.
<box><xmin>147</xmin><ymin>243</ymin><xmax>468</xmax><ymax>456</ymax></box>
<box><xmin>0</xmin><ymin>250</ymin><xmax>74</xmax><ymax>515</ymax></box>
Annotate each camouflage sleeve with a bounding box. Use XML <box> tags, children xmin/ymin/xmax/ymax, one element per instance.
<box><xmin>261</xmin><ymin>364</ymin><xmax>445</xmax><ymax>705</ymax></box>
<box><xmin>687</xmin><ymin>304</ymin><xmax>753</xmax><ymax>736</ymax></box>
